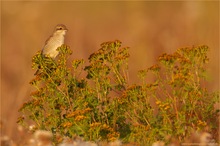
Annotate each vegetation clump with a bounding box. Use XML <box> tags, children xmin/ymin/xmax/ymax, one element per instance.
<box><xmin>18</xmin><ymin>41</ymin><xmax>219</xmax><ymax>145</ymax></box>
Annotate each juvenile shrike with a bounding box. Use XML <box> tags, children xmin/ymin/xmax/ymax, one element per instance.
<box><xmin>34</xmin><ymin>24</ymin><xmax>68</xmax><ymax>75</ymax></box>
<box><xmin>42</xmin><ymin>24</ymin><xmax>68</xmax><ymax>58</ymax></box>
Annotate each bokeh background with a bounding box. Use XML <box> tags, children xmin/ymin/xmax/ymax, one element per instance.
<box><xmin>1</xmin><ymin>1</ymin><xmax>219</xmax><ymax>142</ymax></box>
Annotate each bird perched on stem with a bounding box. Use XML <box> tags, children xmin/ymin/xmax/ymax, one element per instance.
<box><xmin>34</xmin><ymin>24</ymin><xmax>68</xmax><ymax>75</ymax></box>
<box><xmin>42</xmin><ymin>24</ymin><xmax>68</xmax><ymax>58</ymax></box>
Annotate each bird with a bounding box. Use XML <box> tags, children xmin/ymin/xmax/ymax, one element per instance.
<box><xmin>34</xmin><ymin>24</ymin><xmax>68</xmax><ymax>75</ymax></box>
<box><xmin>42</xmin><ymin>24</ymin><xmax>68</xmax><ymax>58</ymax></box>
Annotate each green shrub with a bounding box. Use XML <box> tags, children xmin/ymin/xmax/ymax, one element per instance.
<box><xmin>18</xmin><ymin>41</ymin><xmax>219</xmax><ymax>145</ymax></box>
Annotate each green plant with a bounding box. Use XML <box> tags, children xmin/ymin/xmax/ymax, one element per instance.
<box><xmin>123</xmin><ymin>46</ymin><xmax>219</xmax><ymax>145</ymax></box>
<box><xmin>18</xmin><ymin>41</ymin><xmax>219</xmax><ymax>145</ymax></box>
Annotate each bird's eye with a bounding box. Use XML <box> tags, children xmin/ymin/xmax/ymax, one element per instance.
<box><xmin>57</xmin><ymin>27</ymin><xmax>62</xmax><ymax>30</ymax></box>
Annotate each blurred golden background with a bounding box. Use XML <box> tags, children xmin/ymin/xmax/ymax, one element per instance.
<box><xmin>1</xmin><ymin>1</ymin><xmax>219</xmax><ymax>142</ymax></box>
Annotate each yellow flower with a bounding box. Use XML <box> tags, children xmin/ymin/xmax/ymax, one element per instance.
<box><xmin>75</xmin><ymin>115</ymin><xmax>86</xmax><ymax>121</ymax></box>
<box><xmin>90</xmin><ymin>122</ymin><xmax>101</xmax><ymax>128</ymax></box>
<box><xmin>62</xmin><ymin>122</ymin><xmax>72</xmax><ymax>128</ymax></box>
<box><xmin>155</xmin><ymin>100</ymin><xmax>161</xmax><ymax>105</ymax></box>
<box><xmin>107</xmin><ymin>132</ymin><xmax>120</xmax><ymax>141</ymax></box>
<box><xmin>164</xmin><ymin>105</ymin><xmax>170</xmax><ymax>110</ymax></box>
<box><xmin>197</xmin><ymin>120</ymin><xmax>207</xmax><ymax>126</ymax></box>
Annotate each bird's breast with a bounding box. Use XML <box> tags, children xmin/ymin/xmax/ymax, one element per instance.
<box><xmin>42</xmin><ymin>35</ymin><xmax>65</xmax><ymax>58</ymax></box>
